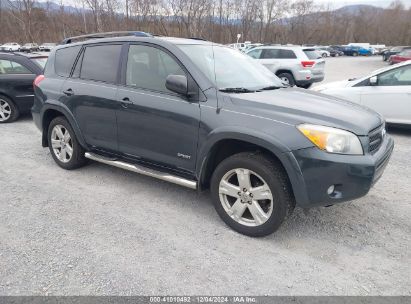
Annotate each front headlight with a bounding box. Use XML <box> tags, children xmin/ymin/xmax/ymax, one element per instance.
<box><xmin>297</xmin><ymin>124</ymin><xmax>363</xmax><ymax>155</ymax></box>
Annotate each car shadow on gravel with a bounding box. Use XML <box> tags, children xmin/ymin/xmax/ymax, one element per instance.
<box><xmin>83</xmin><ymin>160</ymin><xmax>401</xmax><ymax>246</ymax></box>
<box><xmin>387</xmin><ymin>125</ymin><xmax>411</xmax><ymax>136</ymax></box>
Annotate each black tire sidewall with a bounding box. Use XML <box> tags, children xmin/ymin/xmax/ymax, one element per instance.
<box><xmin>0</xmin><ymin>95</ymin><xmax>19</xmax><ymax>123</ymax></box>
<box><xmin>47</xmin><ymin>116</ymin><xmax>86</xmax><ymax>170</ymax></box>
<box><xmin>210</xmin><ymin>153</ymin><xmax>290</xmax><ymax>237</ymax></box>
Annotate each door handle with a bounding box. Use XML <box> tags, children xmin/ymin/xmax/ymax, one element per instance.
<box><xmin>120</xmin><ymin>97</ymin><xmax>133</xmax><ymax>108</ymax></box>
<box><xmin>63</xmin><ymin>88</ymin><xmax>74</xmax><ymax>96</ymax></box>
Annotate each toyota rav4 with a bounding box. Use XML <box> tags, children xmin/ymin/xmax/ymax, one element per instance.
<box><xmin>32</xmin><ymin>32</ymin><xmax>394</xmax><ymax>237</ymax></box>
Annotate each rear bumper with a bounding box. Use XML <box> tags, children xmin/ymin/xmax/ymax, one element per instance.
<box><xmin>286</xmin><ymin>134</ymin><xmax>394</xmax><ymax>208</ymax></box>
<box><xmin>295</xmin><ymin>75</ymin><xmax>324</xmax><ymax>86</ymax></box>
<box><xmin>294</xmin><ymin>70</ymin><xmax>324</xmax><ymax>85</ymax></box>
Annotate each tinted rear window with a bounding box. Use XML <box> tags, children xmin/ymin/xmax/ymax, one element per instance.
<box><xmin>261</xmin><ymin>49</ymin><xmax>280</xmax><ymax>59</ymax></box>
<box><xmin>303</xmin><ymin>49</ymin><xmax>321</xmax><ymax>59</ymax></box>
<box><xmin>31</xmin><ymin>57</ymin><xmax>48</xmax><ymax>69</ymax></box>
<box><xmin>55</xmin><ymin>46</ymin><xmax>81</xmax><ymax>77</ymax></box>
<box><xmin>279</xmin><ymin>49</ymin><xmax>297</xmax><ymax>59</ymax></box>
<box><xmin>80</xmin><ymin>44</ymin><xmax>122</xmax><ymax>83</ymax></box>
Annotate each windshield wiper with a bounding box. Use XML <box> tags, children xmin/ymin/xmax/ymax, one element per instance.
<box><xmin>260</xmin><ymin>85</ymin><xmax>284</xmax><ymax>90</ymax></box>
<box><xmin>219</xmin><ymin>87</ymin><xmax>255</xmax><ymax>93</ymax></box>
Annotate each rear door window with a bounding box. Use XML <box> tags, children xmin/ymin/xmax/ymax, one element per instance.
<box><xmin>303</xmin><ymin>49</ymin><xmax>321</xmax><ymax>60</ymax></box>
<box><xmin>80</xmin><ymin>44</ymin><xmax>122</xmax><ymax>83</ymax></box>
<box><xmin>55</xmin><ymin>46</ymin><xmax>81</xmax><ymax>77</ymax></box>
<box><xmin>0</xmin><ymin>60</ymin><xmax>32</xmax><ymax>74</ymax></box>
<box><xmin>261</xmin><ymin>49</ymin><xmax>280</xmax><ymax>59</ymax></box>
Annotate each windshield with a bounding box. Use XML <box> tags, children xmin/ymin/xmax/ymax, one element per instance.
<box><xmin>177</xmin><ymin>44</ymin><xmax>284</xmax><ymax>91</ymax></box>
<box><xmin>31</xmin><ymin>57</ymin><xmax>48</xmax><ymax>69</ymax></box>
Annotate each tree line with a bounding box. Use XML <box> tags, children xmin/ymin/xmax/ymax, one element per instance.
<box><xmin>0</xmin><ymin>0</ymin><xmax>410</xmax><ymax>46</ymax></box>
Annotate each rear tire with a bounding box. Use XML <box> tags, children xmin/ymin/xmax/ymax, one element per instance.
<box><xmin>353</xmin><ymin>52</ymin><xmax>358</xmax><ymax>57</ymax></box>
<box><xmin>210</xmin><ymin>152</ymin><xmax>295</xmax><ymax>237</ymax></box>
<box><xmin>0</xmin><ymin>95</ymin><xmax>19</xmax><ymax>123</ymax></box>
<box><xmin>298</xmin><ymin>83</ymin><xmax>313</xmax><ymax>89</ymax></box>
<box><xmin>48</xmin><ymin>116</ymin><xmax>88</xmax><ymax>170</ymax></box>
<box><xmin>277</xmin><ymin>72</ymin><xmax>295</xmax><ymax>86</ymax></box>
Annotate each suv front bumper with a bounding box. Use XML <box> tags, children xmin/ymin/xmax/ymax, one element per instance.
<box><xmin>286</xmin><ymin>134</ymin><xmax>394</xmax><ymax>208</ymax></box>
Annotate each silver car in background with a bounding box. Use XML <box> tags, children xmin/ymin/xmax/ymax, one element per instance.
<box><xmin>313</xmin><ymin>60</ymin><xmax>411</xmax><ymax>126</ymax></box>
<box><xmin>246</xmin><ymin>45</ymin><xmax>325</xmax><ymax>89</ymax></box>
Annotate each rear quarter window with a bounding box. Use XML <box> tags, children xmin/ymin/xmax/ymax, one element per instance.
<box><xmin>303</xmin><ymin>49</ymin><xmax>321</xmax><ymax>60</ymax></box>
<box><xmin>279</xmin><ymin>49</ymin><xmax>297</xmax><ymax>59</ymax></box>
<box><xmin>55</xmin><ymin>46</ymin><xmax>81</xmax><ymax>77</ymax></box>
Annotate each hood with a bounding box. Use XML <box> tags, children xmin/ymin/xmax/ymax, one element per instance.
<box><xmin>225</xmin><ymin>87</ymin><xmax>383</xmax><ymax>135</ymax></box>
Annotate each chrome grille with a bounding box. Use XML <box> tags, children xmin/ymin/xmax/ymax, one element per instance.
<box><xmin>368</xmin><ymin>124</ymin><xmax>385</xmax><ymax>153</ymax></box>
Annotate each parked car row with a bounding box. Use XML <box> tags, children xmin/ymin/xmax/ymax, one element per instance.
<box><xmin>0</xmin><ymin>42</ymin><xmax>56</xmax><ymax>52</ymax></box>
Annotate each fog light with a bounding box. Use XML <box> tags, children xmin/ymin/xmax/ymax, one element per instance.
<box><xmin>327</xmin><ymin>185</ymin><xmax>335</xmax><ymax>195</ymax></box>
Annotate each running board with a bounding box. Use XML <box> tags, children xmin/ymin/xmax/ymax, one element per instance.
<box><xmin>85</xmin><ymin>152</ymin><xmax>197</xmax><ymax>190</ymax></box>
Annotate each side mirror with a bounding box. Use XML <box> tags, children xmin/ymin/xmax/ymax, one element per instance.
<box><xmin>166</xmin><ymin>75</ymin><xmax>188</xmax><ymax>96</ymax></box>
<box><xmin>369</xmin><ymin>76</ymin><xmax>378</xmax><ymax>86</ymax></box>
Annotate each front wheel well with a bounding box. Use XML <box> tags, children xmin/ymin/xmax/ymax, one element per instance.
<box><xmin>200</xmin><ymin>139</ymin><xmax>289</xmax><ymax>190</ymax></box>
<box><xmin>41</xmin><ymin>109</ymin><xmax>65</xmax><ymax>147</ymax></box>
<box><xmin>275</xmin><ymin>69</ymin><xmax>294</xmax><ymax>77</ymax></box>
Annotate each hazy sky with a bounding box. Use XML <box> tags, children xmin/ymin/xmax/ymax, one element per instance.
<box><xmin>316</xmin><ymin>0</ymin><xmax>411</xmax><ymax>8</ymax></box>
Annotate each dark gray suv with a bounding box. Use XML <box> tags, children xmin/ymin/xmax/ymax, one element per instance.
<box><xmin>32</xmin><ymin>33</ymin><xmax>394</xmax><ymax>237</ymax></box>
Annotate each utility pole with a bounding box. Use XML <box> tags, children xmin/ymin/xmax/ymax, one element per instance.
<box><xmin>82</xmin><ymin>0</ymin><xmax>87</xmax><ymax>33</ymax></box>
<box><xmin>125</xmin><ymin>0</ymin><xmax>129</xmax><ymax>29</ymax></box>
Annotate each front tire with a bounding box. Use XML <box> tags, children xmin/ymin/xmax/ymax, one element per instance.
<box><xmin>48</xmin><ymin>116</ymin><xmax>88</xmax><ymax>170</ymax></box>
<box><xmin>210</xmin><ymin>152</ymin><xmax>295</xmax><ymax>237</ymax></box>
<box><xmin>0</xmin><ymin>95</ymin><xmax>19</xmax><ymax>123</ymax></box>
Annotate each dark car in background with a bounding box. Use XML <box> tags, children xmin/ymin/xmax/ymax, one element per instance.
<box><xmin>0</xmin><ymin>52</ymin><xmax>47</xmax><ymax>123</ymax></box>
<box><xmin>382</xmin><ymin>46</ymin><xmax>411</xmax><ymax>61</ymax></box>
<box><xmin>343</xmin><ymin>46</ymin><xmax>372</xmax><ymax>56</ymax></box>
<box><xmin>327</xmin><ymin>47</ymin><xmax>344</xmax><ymax>57</ymax></box>
<box><xmin>32</xmin><ymin>32</ymin><xmax>393</xmax><ymax>237</ymax></box>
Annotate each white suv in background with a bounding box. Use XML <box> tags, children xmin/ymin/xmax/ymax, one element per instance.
<box><xmin>0</xmin><ymin>42</ymin><xmax>21</xmax><ymax>52</ymax></box>
<box><xmin>246</xmin><ymin>46</ymin><xmax>325</xmax><ymax>88</ymax></box>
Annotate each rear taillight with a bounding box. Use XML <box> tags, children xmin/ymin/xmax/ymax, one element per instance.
<box><xmin>33</xmin><ymin>75</ymin><xmax>45</xmax><ymax>88</ymax></box>
<box><xmin>301</xmin><ymin>61</ymin><xmax>315</xmax><ymax>68</ymax></box>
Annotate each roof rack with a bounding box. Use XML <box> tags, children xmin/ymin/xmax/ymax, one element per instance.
<box><xmin>189</xmin><ymin>37</ymin><xmax>207</xmax><ymax>41</ymax></box>
<box><xmin>61</xmin><ymin>31</ymin><xmax>153</xmax><ymax>44</ymax></box>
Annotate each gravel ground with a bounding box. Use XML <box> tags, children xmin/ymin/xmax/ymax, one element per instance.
<box><xmin>0</xmin><ymin>56</ymin><xmax>410</xmax><ymax>296</ymax></box>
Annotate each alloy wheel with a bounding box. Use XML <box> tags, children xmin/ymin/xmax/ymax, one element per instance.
<box><xmin>280</xmin><ymin>77</ymin><xmax>290</xmax><ymax>84</ymax></box>
<box><xmin>219</xmin><ymin>168</ymin><xmax>273</xmax><ymax>227</ymax></box>
<box><xmin>51</xmin><ymin>124</ymin><xmax>73</xmax><ymax>163</ymax></box>
<box><xmin>0</xmin><ymin>99</ymin><xmax>12</xmax><ymax>122</ymax></box>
